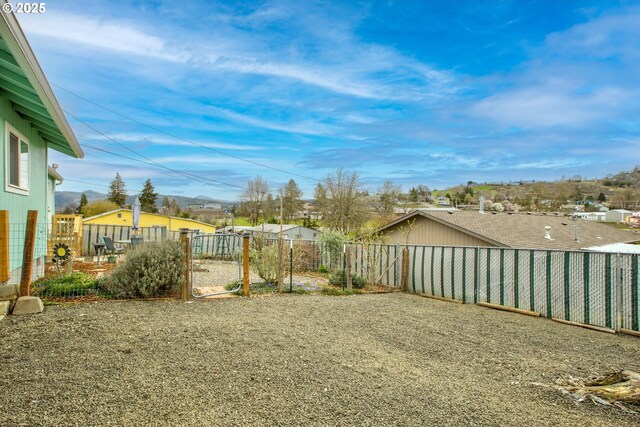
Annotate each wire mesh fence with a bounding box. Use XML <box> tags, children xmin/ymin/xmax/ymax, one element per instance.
<box><xmin>1</xmin><ymin>222</ymin><xmax>49</xmax><ymax>286</ymax></box>
<box><xmin>401</xmin><ymin>244</ymin><xmax>640</xmax><ymax>333</ymax></box>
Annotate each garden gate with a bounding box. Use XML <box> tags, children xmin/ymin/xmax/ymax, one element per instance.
<box><xmin>189</xmin><ymin>233</ymin><xmax>244</xmax><ymax>297</ymax></box>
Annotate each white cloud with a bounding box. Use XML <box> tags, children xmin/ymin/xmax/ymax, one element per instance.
<box><xmin>18</xmin><ymin>11</ymin><xmax>188</xmax><ymax>62</ymax></box>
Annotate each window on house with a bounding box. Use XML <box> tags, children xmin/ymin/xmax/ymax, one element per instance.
<box><xmin>117</xmin><ymin>213</ymin><xmax>122</xmax><ymax>218</ymax></box>
<box><xmin>5</xmin><ymin>125</ymin><xmax>29</xmax><ymax>194</ymax></box>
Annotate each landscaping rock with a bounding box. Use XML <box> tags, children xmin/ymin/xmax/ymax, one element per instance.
<box><xmin>11</xmin><ymin>296</ymin><xmax>44</xmax><ymax>315</ymax></box>
<box><xmin>0</xmin><ymin>284</ymin><xmax>18</xmax><ymax>301</ymax></box>
<box><xmin>0</xmin><ymin>300</ymin><xmax>11</xmax><ymax>315</ymax></box>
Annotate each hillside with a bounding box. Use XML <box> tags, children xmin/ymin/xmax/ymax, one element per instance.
<box><xmin>435</xmin><ymin>166</ymin><xmax>640</xmax><ymax>211</ymax></box>
<box><xmin>56</xmin><ymin>190</ymin><xmax>233</xmax><ymax>212</ymax></box>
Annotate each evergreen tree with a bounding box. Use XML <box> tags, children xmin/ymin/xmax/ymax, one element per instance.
<box><xmin>597</xmin><ymin>192</ymin><xmax>606</xmax><ymax>202</ymax></box>
<box><xmin>139</xmin><ymin>178</ymin><xmax>159</xmax><ymax>212</ymax></box>
<box><xmin>281</xmin><ymin>179</ymin><xmax>303</xmax><ymax>222</ymax></box>
<box><xmin>408</xmin><ymin>187</ymin><xmax>418</xmax><ymax>202</ymax></box>
<box><xmin>76</xmin><ymin>192</ymin><xmax>88</xmax><ymax>214</ymax></box>
<box><xmin>107</xmin><ymin>172</ymin><xmax>127</xmax><ymax>207</ymax></box>
<box><xmin>162</xmin><ymin>197</ymin><xmax>170</xmax><ymax>208</ymax></box>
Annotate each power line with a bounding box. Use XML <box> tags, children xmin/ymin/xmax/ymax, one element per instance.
<box><xmin>64</xmin><ymin>178</ymin><xmax>110</xmax><ymax>189</ymax></box>
<box><xmin>79</xmin><ymin>141</ymin><xmax>245</xmax><ymax>190</ymax></box>
<box><xmin>65</xmin><ymin>109</ymin><xmax>248</xmax><ymax>191</ymax></box>
<box><xmin>52</xmin><ymin>82</ymin><xmax>322</xmax><ymax>183</ymax></box>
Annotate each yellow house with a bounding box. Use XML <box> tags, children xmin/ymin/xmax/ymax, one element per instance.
<box><xmin>83</xmin><ymin>209</ymin><xmax>216</xmax><ymax>233</ymax></box>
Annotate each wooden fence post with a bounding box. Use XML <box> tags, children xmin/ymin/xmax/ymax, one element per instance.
<box><xmin>180</xmin><ymin>230</ymin><xmax>191</xmax><ymax>300</ymax></box>
<box><xmin>346</xmin><ymin>245</ymin><xmax>352</xmax><ymax>290</ymax></box>
<box><xmin>401</xmin><ymin>247</ymin><xmax>409</xmax><ymax>292</ymax></box>
<box><xmin>0</xmin><ymin>211</ymin><xmax>8</xmax><ymax>283</ymax></box>
<box><xmin>242</xmin><ymin>233</ymin><xmax>250</xmax><ymax>297</ymax></box>
<box><xmin>19</xmin><ymin>210</ymin><xmax>38</xmax><ymax>297</ymax></box>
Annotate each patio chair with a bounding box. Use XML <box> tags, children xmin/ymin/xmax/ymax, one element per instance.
<box><xmin>101</xmin><ymin>236</ymin><xmax>125</xmax><ymax>256</ymax></box>
<box><xmin>130</xmin><ymin>236</ymin><xmax>144</xmax><ymax>249</ymax></box>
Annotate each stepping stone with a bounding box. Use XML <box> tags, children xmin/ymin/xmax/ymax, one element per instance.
<box><xmin>0</xmin><ymin>284</ymin><xmax>18</xmax><ymax>301</ymax></box>
<box><xmin>11</xmin><ymin>296</ymin><xmax>44</xmax><ymax>315</ymax></box>
<box><xmin>0</xmin><ymin>300</ymin><xmax>10</xmax><ymax>315</ymax></box>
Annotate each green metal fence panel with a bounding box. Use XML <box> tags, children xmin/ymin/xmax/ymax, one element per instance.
<box><xmin>620</xmin><ymin>254</ymin><xmax>640</xmax><ymax>332</ymax></box>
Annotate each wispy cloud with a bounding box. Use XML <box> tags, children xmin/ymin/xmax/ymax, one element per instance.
<box><xmin>19</xmin><ymin>11</ymin><xmax>189</xmax><ymax>62</ymax></box>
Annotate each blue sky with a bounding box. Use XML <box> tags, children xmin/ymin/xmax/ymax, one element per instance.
<box><xmin>16</xmin><ymin>0</ymin><xmax>640</xmax><ymax>200</ymax></box>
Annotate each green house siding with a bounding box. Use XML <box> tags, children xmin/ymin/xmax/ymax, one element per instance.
<box><xmin>0</xmin><ymin>94</ymin><xmax>48</xmax><ymax>275</ymax></box>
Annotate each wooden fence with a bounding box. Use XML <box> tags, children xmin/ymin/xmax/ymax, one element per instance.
<box><xmin>81</xmin><ymin>224</ymin><xmax>168</xmax><ymax>255</ymax></box>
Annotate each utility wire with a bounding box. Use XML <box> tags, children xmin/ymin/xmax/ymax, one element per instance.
<box><xmin>66</xmin><ymin>109</ymin><xmax>247</xmax><ymax>191</ymax></box>
<box><xmin>79</xmin><ymin>141</ymin><xmax>245</xmax><ymax>190</ymax></box>
<box><xmin>53</xmin><ymin>82</ymin><xmax>322</xmax><ymax>183</ymax></box>
<box><xmin>64</xmin><ymin>178</ymin><xmax>110</xmax><ymax>189</ymax></box>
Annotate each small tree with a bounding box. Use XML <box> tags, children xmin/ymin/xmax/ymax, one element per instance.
<box><xmin>314</xmin><ymin>168</ymin><xmax>368</xmax><ymax>234</ymax></box>
<box><xmin>139</xmin><ymin>179</ymin><xmax>159</xmax><ymax>213</ymax></box>
<box><xmin>108</xmin><ymin>172</ymin><xmax>127</xmax><ymax>207</ymax></box>
<box><xmin>76</xmin><ymin>193</ymin><xmax>88</xmax><ymax>214</ymax></box>
<box><xmin>597</xmin><ymin>192</ymin><xmax>606</xmax><ymax>202</ymax></box>
<box><xmin>240</xmin><ymin>175</ymin><xmax>270</xmax><ymax>226</ymax></box>
<box><xmin>372</xmin><ymin>180</ymin><xmax>401</xmax><ymax>221</ymax></box>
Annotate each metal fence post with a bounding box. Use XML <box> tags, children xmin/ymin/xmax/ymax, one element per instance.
<box><xmin>289</xmin><ymin>239</ymin><xmax>293</xmax><ymax>293</ymax></box>
<box><xmin>242</xmin><ymin>233</ymin><xmax>250</xmax><ymax>297</ymax></box>
<box><xmin>180</xmin><ymin>230</ymin><xmax>191</xmax><ymax>301</ymax></box>
<box><xmin>346</xmin><ymin>245</ymin><xmax>352</xmax><ymax>290</ymax></box>
<box><xmin>616</xmin><ymin>253</ymin><xmax>623</xmax><ymax>333</ymax></box>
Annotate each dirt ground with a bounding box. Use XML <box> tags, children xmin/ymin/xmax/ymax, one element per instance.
<box><xmin>1</xmin><ymin>293</ymin><xmax>639</xmax><ymax>426</ymax></box>
<box><xmin>191</xmin><ymin>259</ymin><xmax>329</xmax><ymax>297</ymax></box>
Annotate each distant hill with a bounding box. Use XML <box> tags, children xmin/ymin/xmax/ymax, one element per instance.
<box><xmin>55</xmin><ymin>190</ymin><xmax>234</xmax><ymax>212</ymax></box>
<box><xmin>437</xmin><ymin>166</ymin><xmax>640</xmax><ymax>211</ymax></box>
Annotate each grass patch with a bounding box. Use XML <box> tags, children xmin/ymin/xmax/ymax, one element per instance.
<box><xmin>320</xmin><ymin>287</ymin><xmax>363</xmax><ymax>296</ymax></box>
<box><xmin>33</xmin><ymin>272</ymin><xmax>98</xmax><ymax>298</ymax></box>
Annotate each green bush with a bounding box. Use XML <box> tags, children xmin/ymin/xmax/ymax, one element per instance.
<box><xmin>249</xmin><ymin>244</ymin><xmax>279</xmax><ymax>284</ymax></box>
<box><xmin>328</xmin><ymin>270</ymin><xmax>367</xmax><ymax>289</ymax></box>
<box><xmin>317</xmin><ymin>265</ymin><xmax>329</xmax><ymax>273</ymax></box>
<box><xmin>318</xmin><ymin>230</ymin><xmax>348</xmax><ymax>270</ymax></box>
<box><xmin>33</xmin><ymin>272</ymin><xmax>97</xmax><ymax>297</ymax></box>
<box><xmin>98</xmin><ymin>241</ymin><xmax>185</xmax><ymax>298</ymax></box>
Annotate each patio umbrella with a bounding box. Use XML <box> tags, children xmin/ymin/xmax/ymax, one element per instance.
<box><xmin>132</xmin><ymin>197</ymin><xmax>141</xmax><ymax>236</ymax></box>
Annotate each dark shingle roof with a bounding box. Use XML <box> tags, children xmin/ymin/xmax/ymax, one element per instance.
<box><xmin>386</xmin><ymin>210</ymin><xmax>639</xmax><ymax>250</ymax></box>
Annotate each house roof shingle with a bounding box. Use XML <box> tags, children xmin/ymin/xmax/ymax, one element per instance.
<box><xmin>382</xmin><ymin>210</ymin><xmax>639</xmax><ymax>250</ymax></box>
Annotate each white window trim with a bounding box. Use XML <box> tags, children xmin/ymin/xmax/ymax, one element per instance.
<box><xmin>4</xmin><ymin>122</ymin><xmax>30</xmax><ymax>196</ymax></box>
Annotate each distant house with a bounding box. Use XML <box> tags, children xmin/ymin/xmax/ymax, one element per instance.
<box><xmin>1</xmin><ymin>12</ymin><xmax>83</xmax><ymax>285</ymax></box>
<box><xmin>605</xmin><ymin>209</ymin><xmax>632</xmax><ymax>223</ymax></box>
<box><xmin>226</xmin><ymin>223</ymin><xmax>322</xmax><ymax>240</ymax></box>
<box><xmin>574</xmin><ymin>212</ymin><xmax>606</xmax><ymax>222</ymax></box>
<box><xmin>377</xmin><ymin>210</ymin><xmax>638</xmax><ymax>250</ymax></box>
<box><xmin>83</xmin><ymin>209</ymin><xmax>216</xmax><ymax>233</ymax></box>
<box><xmin>436</xmin><ymin>196</ymin><xmax>450</xmax><ymax>206</ymax></box>
<box><xmin>186</xmin><ymin>202</ymin><xmax>222</xmax><ymax>210</ymax></box>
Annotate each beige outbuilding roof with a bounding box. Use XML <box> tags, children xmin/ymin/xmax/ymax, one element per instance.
<box><xmin>379</xmin><ymin>210</ymin><xmax>640</xmax><ymax>250</ymax></box>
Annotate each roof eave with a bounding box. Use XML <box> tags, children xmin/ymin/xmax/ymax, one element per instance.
<box><xmin>47</xmin><ymin>165</ymin><xmax>63</xmax><ymax>182</ymax></box>
<box><xmin>0</xmin><ymin>11</ymin><xmax>83</xmax><ymax>158</ymax></box>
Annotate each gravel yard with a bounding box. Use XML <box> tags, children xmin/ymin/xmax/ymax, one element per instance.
<box><xmin>1</xmin><ymin>293</ymin><xmax>639</xmax><ymax>426</ymax></box>
<box><xmin>192</xmin><ymin>260</ymin><xmax>328</xmax><ymax>296</ymax></box>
